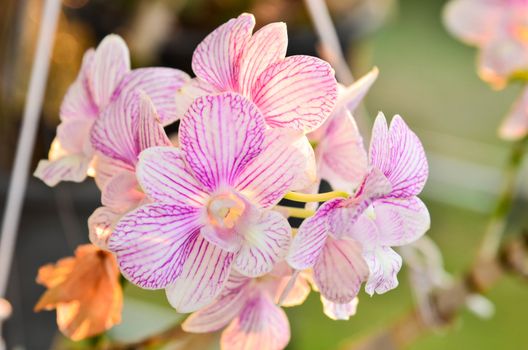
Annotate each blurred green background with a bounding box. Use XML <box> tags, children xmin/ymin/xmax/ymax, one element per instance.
<box><xmin>1</xmin><ymin>0</ymin><xmax>527</xmax><ymax>349</ymax></box>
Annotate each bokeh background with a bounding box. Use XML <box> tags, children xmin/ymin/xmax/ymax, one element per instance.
<box><xmin>1</xmin><ymin>0</ymin><xmax>527</xmax><ymax>349</ymax></box>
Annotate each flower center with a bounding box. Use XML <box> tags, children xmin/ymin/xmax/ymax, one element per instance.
<box><xmin>207</xmin><ymin>193</ymin><xmax>246</xmax><ymax>229</ymax></box>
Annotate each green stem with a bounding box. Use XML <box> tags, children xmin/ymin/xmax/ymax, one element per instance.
<box><xmin>478</xmin><ymin>138</ymin><xmax>526</xmax><ymax>261</ymax></box>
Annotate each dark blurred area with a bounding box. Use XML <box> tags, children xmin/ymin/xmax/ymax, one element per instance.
<box><xmin>1</xmin><ymin>0</ymin><xmax>527</xmax><ymax>349</ymax></box>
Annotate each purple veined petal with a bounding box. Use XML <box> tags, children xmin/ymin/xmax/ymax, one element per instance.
<box><xmin>237</xmin><ymin>22</ymin><xmax>288</xmax><ymax>96</ymax></box>
<box><xmin>335</xmin><ymin>67</ymin><xmax>379</xmax><ymax>112</ymax></box>
<box><xmin>345</xmin><ymin>210</ymin><xmax>380</xmax><ymax>250</ymax></box>
<box><xmin>235</xmin><ymin>129</ymin><xmax>305</xmax><ymax>208</ymax></box>
<box><xmin>478</xmin><ymin>34</ymin><xmax>528</xmax><ymax>88</ymax></box>
<box><xmin>138</xmin><ymin>92</ymin><xmax>172</xmax><ymax>150</ymax></box>
<box><xmin>369</xmin><ymin>113</ymin><xmax>428</xmax><ymax>198</ymax></box>
<box><xmin>174</xmin><ymin>77</ymin><xmax>220</xmax><ymax>120</ymax></box>
<box><xmin>313</xmin><ymin>236</ymin><xmax>369</xmax><ymax>304</ymax></box>
<box><xmin>88</xmin><ymin>206</ymin><xmax>121</xmax><ymax>250</ymax></box>
<box><xmin>115</xmin><ymin>67</ymin><xmax>191</xmax><ymax>125</ymax></box>
<box><xmin>182</xmin><ymin>278</ymin><xmax>250</xmax><ymax>333</ymax></box>
<box><xmin>221</xmin><ymin>294</ymin><xmax>290</xmax><ymax>350</ymax></box>
<box><xmin>59</xmin><ymin>49</ymin><xmax>98</xmax><ymax>122</ymax></box>
<box><xmin>363</xmin><ymin>246</ymin><xmax>403</xmax><ymax>295</ymax></box>
<box><xmin>180</xmin><ymin>92</ymin><xmax>265</xmax><ymax>191</ymax></box>
<box><xmin>108</xmin><ymin>203</ymin><xmax>202</xmax><ymax>289</ymax></box>
<box><xmin>200</xmin><ymin>225</ymin><xmax>243</xmax><ymax>253</ymax></box>
<box><xmin>89</xmin><ymin>34</ymin><xmax>130</xmax><ymax>109</ymax></box>
<box><xmin>165</xmin><ymin>235</ymin><xmax>235</xmax><ymax>313</ymax></box>
<box><xmin>101</xmin><ymin>169</ymin><xmax>144</xmax><ymax>213</ymax></box>
<box><xmin>252</xmin><ymin>55</ymin><xmax>338</xmax><ymax>133</ymax></box>
<box><xmin>321</xmin><ymin>296</ymin><xmax>359</xmax><ymax>321</ymax></box>
<box><xmin>234</xmin><ymin>210</ymin><xmax>292</xmax><ymax>277</ymax></box>
<box><xmin>90</xmin><ymin>91</ymin><xmax>140</xmax><ymax>166</ymax></box>
<box><xmin>443</xmin><ymin>0</ymin><xmax>503</xmax><ymax>46</ymax></box>
<box><xmin>318</xmin><ymin>110</ymin><xmax>368</xmax><ymax>191</ymax></box>
<box><xmin>34</xmin><ymin>153</ymin><xmax>91</xmax><ymax>187</ymax></box>
<box><xmin>373</xmin><ymin>197</ymin><xmax>430</xmax><ymax>247</ymax></box>
<box><xmin>93</xmin><ymin>154</ymin><xmax>133</xmax><ymax>191</ymax></box>
<box><xmin>287</xmin><ymin>198</ymin><xmax>344</xmax><ymax>270</ymax></box>
<box><xmin>136</xmin><ymin>147</ymin><xmax>209</xmax><ymax>207</ymax></box>
<box><xmin>500</xmin><ymin>87</ymin><xmax>528</xmax><ymax>140</ymax></box>
<box><xmin>192</xmin><ymin>13</ymin><xmax>255</xmax><ymax>91</ymax></box>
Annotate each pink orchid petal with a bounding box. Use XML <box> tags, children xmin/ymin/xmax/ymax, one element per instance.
<box><xmin>234</xmin><ymin>210</ymin><xmax>291</xmax><ymax>277</ymax></box>
<box><xmin>182</xmin><ymin>278</ymin><xmax>249</xmax><ymax>333</ymax></box>
<box><xmin>136</xmin><ymin>147</ymin><xmax>209</xmax><ymax>207</ymax></box>
<box><xmin>34</xmin><ymin>154</ymin><xmax>91</xmax><ymax>187</ymax></box>
<box><xmin>174</xmin><ymin>77</ymin><xmax>220</xmax><ymax>120</ymax></box>
<box><xmin>287</xmin><ymin>198</ymin><xmax>344</xmax><ymax>270</ymax></box>
<box><xmin>275</xmin><ymin>270</ymin><xmax>311</xmax><ymax>307</ymax></box>
<box><xmin>373</xmin><ymin>197</ymin><xmax>430</xmax><ymax>247</ymax></box>
<box><xmin>318</xmin><ymin>110</ymin><xmax>368</xmax><ymax>191</ymax></box>
<box><xmin>101</xmin><ymin>169</ymin><xmax>144</xmax><ymax>212</ymax></box>
<box><xmin>138</xmin><ymin>92</ymin><xmax>172</xmax><ymax>150</ymax></box>
<box><xmin>221</xmin><ymin>294</ymin><xmax>290</xmax><ymax>350</ymax></box>
<box><xmin>116</xmin><ymin>67</ymin><xmax>190</xmax><ymax>125</ymax></box>
<box><xmin>500</xmin><ymin>87</ymin><xmax>528</xmax><ymax>140</ymax></box>
<box><xmin>321</xmin><ymin>296</ymin><xmax>359</xmax><ymax>321</ymax></box>
<box><xmin>236</xmin><ymin>129</ymin><xmax>305</xmax><ymax>208</ymax></box>
<box><xmin>443</xmin><ymin>0</ymin><xmax>502</xmax><ymax>46</ymax></box>
<box><xmin>166</xmin><ymin>236</ymin><xmax>234</xmax><ymax>313</ymax></box>
<box><xmin>93</xmin><ymin>154</ymin><xmax>133</xmax><ymax>191</ymax></box>
<box><xmin>369</xmin><ymin>113</ymin><xmax>428</xmax><ymax>198</ymax></box>
<box><xmin>313</xmin><ymin>236</ymin><xmax>368</xmax><ymax>303</ymax></box>
<box><xmin>180</xmin><ymin>92</ymin><xmax>265</xmax><ymax>191</ymax></box>
<box><xmin>363</xmin><ymin>246</ymin><xmax>402</xmax><ymax>295</ymax></box>
<box><xmin>56</xmin><ymin>119</ymin><xmax>94</xmax><ymax>155</ymax></box>
<box><xmin>252</xmin><ymin>55</ymin><xmax>337</xmax><ymax>133</ymax></box>
<box><xmin>192</xmin><ymin>13</ymin><xmax>255</xmax><ymax>91</ymax></box>
<box><xmin>90</xmin><ymin>34</ymin><xmax>130</xmax><ymax>108</ymax></box>
<box><xmin>88</xmin><ymin>206</ymin><xmax>121</xmax><ymax>250</ymax></box>
<box><xmin>108</xmin><ymin>203</ymin><xmax>202</xmax><ymax>289</ymax></box>
<box><xmin>59</xmin><ymin>49</ymin><xmax>98</xmax><ymax>122</ymax></box>
<box><xmin>335</xmin><ymin>67</ymin><xmax>379</xmax><ymax>112</ymax></box>
<box><xmin>238</xmin><ymin>22</ymin><xmax>287</xmax><ymax>96</ymax></box>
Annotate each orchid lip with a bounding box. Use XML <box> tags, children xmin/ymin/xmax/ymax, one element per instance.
<box><xmin>207</xmin><ymin>191</ymin><xmax>247</xmax><ymax>229</ymax></box>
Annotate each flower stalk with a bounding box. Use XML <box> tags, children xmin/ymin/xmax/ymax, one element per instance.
<box><xmin>283</xmin><ymin>190</ymin><xmax>349</xmax><ymax>203</ymax></box>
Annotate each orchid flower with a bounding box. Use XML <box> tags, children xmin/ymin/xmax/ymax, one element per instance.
<box><xmin>309</xmin><ymin>67</ymin><xmax>378</xmax><ymax>192</ymax></box>
<box><xmin>175</xmin><ymin>13</ymin><xmax>338</xmax><ymax>189</ymax></box>
<box><xmin>182</xmin><ymin>263</ymin><xmax>310</xmax><ymax>350</ymax></box>
<box><xmin>34</xmin><ymin>34</ymin><xmax>189</xmax><ymax>187</ymax></box>
<box><xmin>443</xmin><ymin>0</ymin><xmax>528</xmax><ymax>89</ymax></box>
<box><xmin>87</xmin><ymin>92</ymin><xmax>173</xmax><ymax>249</ymax></box>
<box><xmin>176</xmin><ymin>13</ymin><xmax>337</xmax><ymax>133</ymax></box>
<box><xmin>288</xmin><ymin>113</ymin><xmax>430</xmax><ymax>305</ymax></box>
<box><xmin>108</xmin><ymin>92</ymin><xmax>304</xmax><ymax>312</ymax></box>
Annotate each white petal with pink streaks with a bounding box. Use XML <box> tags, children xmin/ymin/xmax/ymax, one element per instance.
<box><xmin>180</xmin><ymin>92</ymin><xmax>265</xmax><ymax>191</ymax></box>
<box><xmin>109</xmin><ymin>204</ymin><xmax>202</xmax><ymax>289</ymax></box>
<box><xmin>363</xmin><ymin>246</ymin><xmax>403</xmax><ymax>295</ymax></box>
<box><xmin>101</xmin><ymin>169</ymin><xmax>144</xmax><ymax>212</ymax></box>
<box><xmin>234</xmin><ymin>210</ymin><xmax>291</xmax><ymax>277</ymax></box>
<box><xmin>321</xmin><ymin>296</ymin><xmax>359</xmax><ymax>321</ymax></box>
<box><xmin>166</xmin><ymin>236</ymin><xmax>234</xmax><ymax>313</ymax></box>
<box><xmin>34</xmin><ymin>154</ymin><xmax>91</xmax><ymax>187</ymax></box>
<box><xmin>252</xmin><ymin>55</ymin><xmax>337</xmax><ymax>133</ymax></box>
<box><xmin>192</xmin><ymin>13</ymin><xmax>255</xmax><ymax>91</ymax></box>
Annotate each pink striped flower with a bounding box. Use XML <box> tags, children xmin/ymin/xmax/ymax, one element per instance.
<box><xmin>309</xmin><ymin>68</ymin><xmax>378</xmax><ymax>191</ymax></box>
<box><xmin>175</xmin><ymin>13</ymin><xmax>338</xmax><ymax>134</ymax></box>
<box><xmin>108</xmin><ymin>92</ymin><xmax>304</xmax><ymax>312</ymax></box>
<box><xmin>444</xmin><ymin>0</ymin><xmax>528</xmax><ymax>89</ymax></box>
<box><xmin>288</xmin><ymin>113</ymin><xmax>430</xmax><ymax>304</ymax></box>
<box><xmin>182</xmin><ymin>263</ymin><xmax>310</xmax><ymax>350</ymax></box>
<box><xmin>34</xmin><ymin>35</ymin><xmax>189</xmax><ymax>187</ymax></box>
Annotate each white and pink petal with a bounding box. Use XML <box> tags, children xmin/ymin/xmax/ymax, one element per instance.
<box><xmin>321</xmin><ymin>296</ymin><xmax>359</xmax><ymax>321</ymax></box>
<box><xmin>363</xmin><ymin>246</ymin><xmax>403</xmax><ymax>295</ymax></box>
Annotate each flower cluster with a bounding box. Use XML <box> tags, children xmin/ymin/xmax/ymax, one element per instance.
<box><xmin>443</xmin><ymin>0</ymin><xmax>528</xmax><ymax>140</ymax></box>
<box><xmin>35</xmin><ymin>13</ymin><xmax>430</xmax><ymax>349</ymax></box>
